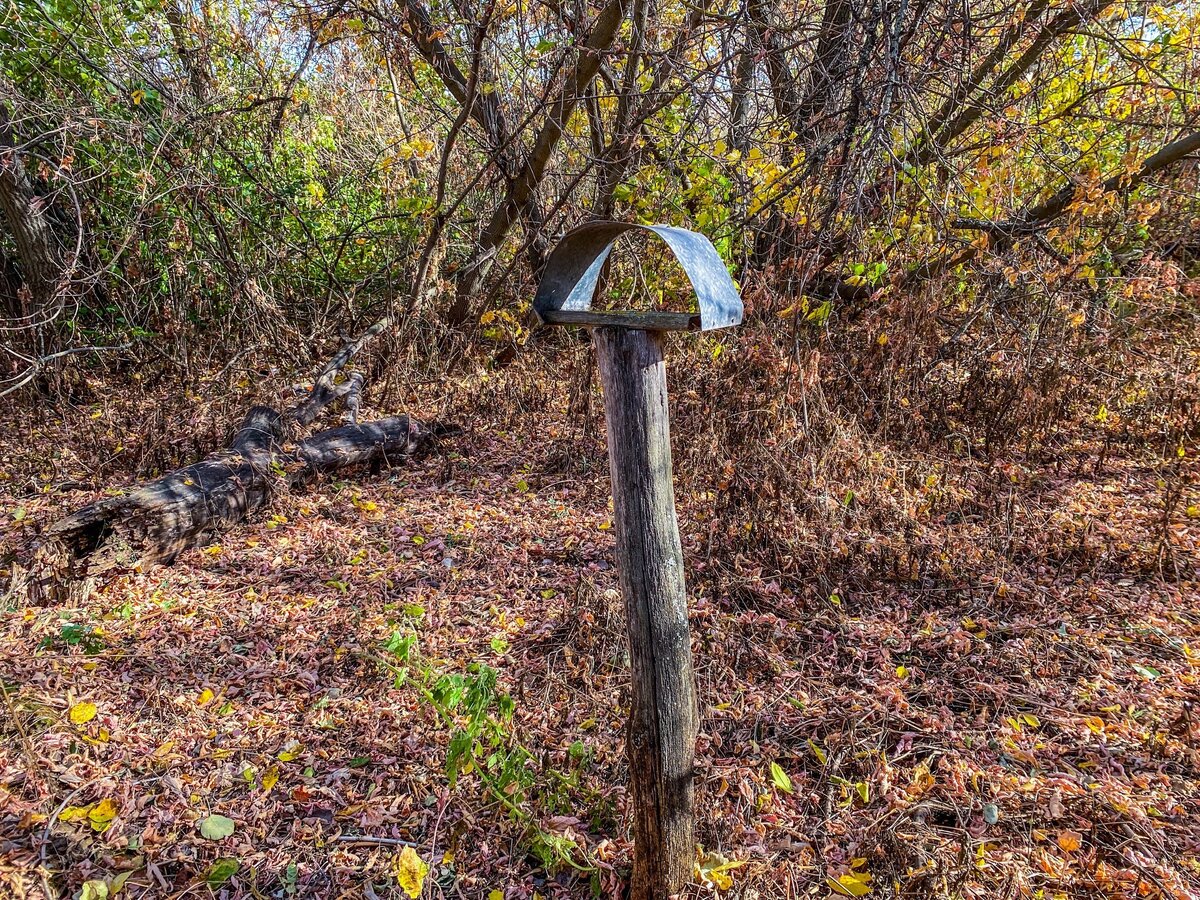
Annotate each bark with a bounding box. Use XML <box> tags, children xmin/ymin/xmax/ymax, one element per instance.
<box><xmin>791</xmin><ymin>0</ymin><xmax>854</xmax><ymax>141</ymax></box>
<box><xmin>21</xmin><ymin>325</ymin><xmax>452</xmax><ymax>603</ymax></box>
<box><xmin>399</xmin><ymin>0</ymin><xmax>515</xmax><ymax>173</ymax></box>
<box><xmin>594</xmin><ymin>0</ymin><xmax>649</xmax><ymax>218</ymax></box>
<box><xmin>746</xmin><ymin>0</ymin><xmax>804</xmax><ymax>152</ymax></box>
<box><xmin>36</xmin><ymin>409</ymin><xmax>435</xmax><ymax>581</ymax></box>
<box><xmin>163</xmin><ymin>0</ymin><xmax>214</xmax><ymax>103</ymax></box>
<box><xmin>593</xmin><ymin>327</ymin><xmax>698</xmax><ymax>900</ymax></box>
<box><xmin>0</xmin><ymin>105</ymin><xmax>60</xmax><ymax>318</ymax></box>
<box><xmin>907</xmin><ymin>0</ymin><xmax>1114</xmax><ymax>168</ymax></box>
<box><xmin>729</xmin><ymin>38</ymin><xmax>757</xmax><ymax>153</ymax></box>
<box><xmin>913</xmin><ymin>0</ymin><xmax>1049</xmax><ymax>159</ymax></box>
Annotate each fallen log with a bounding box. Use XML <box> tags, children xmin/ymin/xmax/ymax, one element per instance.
<box><xmin>19</xmin><ymin>324</ymin><xmax>449</xmax><ymax>604</ymax></box>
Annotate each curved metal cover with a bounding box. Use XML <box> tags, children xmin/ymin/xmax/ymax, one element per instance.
<box><xmin>533</xmin><ymin>221</ymin><xmax>743</xmax><ymax>331</ymax></box>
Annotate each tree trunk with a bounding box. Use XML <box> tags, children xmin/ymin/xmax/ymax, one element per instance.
<box><xmin>0</xmin><ymin>105</ymin><xmax>60</xmax><ymax>319</ymax></box>
<box><xmin>445</xmin><ymin>0</ymin><xmax>631</xmax><ymax>326</ymax></box>
<box><xmin>34</xmin><ymin>409</ymin><xmax>435</xmax><ymax>585</ymax></box>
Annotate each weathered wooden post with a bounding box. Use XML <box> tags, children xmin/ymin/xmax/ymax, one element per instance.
<box><xmin>534</xmin><ymin>223</ymin><xmax>742</xmax><ymax>899</ymax></box>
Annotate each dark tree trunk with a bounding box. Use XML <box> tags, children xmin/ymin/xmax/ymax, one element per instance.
<box><xmin>445</xmin><ymin>0</ymin><xmax>631</xmax><ymax>326</ymax></box>
<box><xmin>0</xmin><ymin>105</ymin><xmax>60</xmax><ymax>318</ymax></box>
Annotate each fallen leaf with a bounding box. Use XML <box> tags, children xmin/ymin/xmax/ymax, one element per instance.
<box><xmin>199</xmin><ymin>814</ymin><xmax>236</xmax><ymax>840</ymax></box>
<box><xmin>59</xmin><ymin>805</ymin><xmax>91</xmax><ymax>823</ymax></box>
<box><xmin>69</xmin><ymin>701</ymin><xmax>98</xmax><ymax>724</ymax></box>
<box><xmin>769</xmin><ymin>761</ymin><xmax>793</xmax><ymax>794</ymax></box>
<box><xmin>828</xmin><ymin>870</ymin><xmax>872</xmax><ymax>896</ymax></box>
<box><xmin>206</xmin><ymin>858</ymin><xmax>239</xmax><ymax>887</ymax></box>
<box><xmin>88</xmin><ymin>799</ymin><xmax>118</xmax><ymax>832</ymax></box>
<box><xmin>394</xmin><ymin>846</ymin><xmax>428</xmax><ymax>899</ymax></box>
<box><xmin>111</xmin><ymin>870</ymin><xmax>136</xmax><ymax>894</ymax></box>
<box><xmin>696</xmin><ymin>849</ymin><xmax>746</xmax><ymax>890</ymax></box>
<box><xmin>1057</xmin><ymin>830</ymin><xmax>1082</xmax><ymax>853</ymax></box>
<box><xmin>808</xmin><ymin>739</ymin><xmax>827</xmax><ymax>765</ymax></box>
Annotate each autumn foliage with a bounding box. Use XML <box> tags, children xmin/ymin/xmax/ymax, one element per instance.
<box><xmin>2</xmin><ymin>0</ymin><xmax>1199</xmax><ymax>897</ymax></box>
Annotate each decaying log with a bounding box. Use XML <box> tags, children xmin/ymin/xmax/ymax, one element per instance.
<box><xmin>19</xmin><ymin>325</ymin><xmax>450</xmax><ymax>604</ymax></box>
<box><xmin>42</xmin><ymin>409</ymin><xmax>435</xmax><ymax>573</ymax></box>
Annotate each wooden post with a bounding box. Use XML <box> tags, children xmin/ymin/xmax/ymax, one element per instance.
<box><xmin>532</xmin><ymin>221</ymin><xmax>741</xmax><ymax>898</ymax></box>
<box><xmin>594</xmin><ymin>326</ymin><xmax>698</xmax><ymax>899</ymax></box>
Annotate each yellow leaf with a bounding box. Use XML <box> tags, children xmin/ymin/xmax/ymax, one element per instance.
<box><xmin>489</xmin><ymin>892</ymin><xmax>504</xmax><ymax>900</ymax></box>
<box><xmin>197</xmin><ymin>689</ymin><xmax>215</xmax><ymax>706</ymax></box>
<box><xmin>827</xmin><ymin>871</ymin><xmax>872</xmax><ymax>896</ymax></box>
<box><xmin>394</xmin><ymin>846</ymin><xmax>428</xmax><ymax>899</ymax></box>
<box><xmin>262</xmin><ymin>766</ymin><xmax>279</xmax><ymax>793</ymax></box>
<box><xmin>111</xmin><ymin>870</ymin><xmax>135</xmax><ymax>894</ymax></box>
<box><xmin>696</xmin><ymin>849</ymin><xmax>747</xmax><ymax>891</ymax></box>
<box><xmin>70</xmin><ymin>701</ymin><xmax>98</xmax><ymax>724</ymax></box>
<box><xmin>131</xmin><ymin>89</ymin><xmax>145</xmax><ymax>105</ymax></box>
<box><xmin>59</xmin><ymin>805</ymin><xmax>91</xmax><ymax>823</ymax></box>
<box><xmin>89</xmin><ymin>798</ymin><xmax>118</xmax><ymax>832</ymax></box>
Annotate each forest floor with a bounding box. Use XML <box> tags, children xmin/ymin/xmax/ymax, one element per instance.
<box><xmin>1</xmin><ymin>363</ymin><xmax>1198</xmax><ymax>900</ymax></box>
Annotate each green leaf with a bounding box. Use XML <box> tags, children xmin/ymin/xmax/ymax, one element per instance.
<box><xmin>206</xmin><ymin>858</ymin><xmax>240</xmax><ymax>887</ymax></box>
<box><xmin>199</xmin><ymin>814</ymin><xmax>236</xmax><ymax>840</ymax></box>
<box><xmin>769</xmin><ymin>761</ymin><xmax>793</xmax><ymax>794</ymax></box>
<box><xmin>1132</xmin><ymin>663</ymin><xmax>1161</xmax><ymax>680</ymax></box>
<box><xmin>110</xmin><ymin>870</ymin><xmax>136</xmax><ymax>894</ymax></box>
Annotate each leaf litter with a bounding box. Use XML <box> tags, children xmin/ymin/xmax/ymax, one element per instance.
<box><xmin>0</xmin><ymin>364</ymin><xmax>1197</xmax><ymax>899</ymax></box>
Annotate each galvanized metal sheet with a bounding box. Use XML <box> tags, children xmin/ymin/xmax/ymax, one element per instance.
<box><xmin>533</xmin><ymin>221</ymin><xmax>743</xmax><ymax>331</ymax></box>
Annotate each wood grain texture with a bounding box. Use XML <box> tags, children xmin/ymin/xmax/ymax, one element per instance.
<box><xmin>540</xmin><ymin>308</ymin><xmax>701</xmax><ymax>332</ymax></box>
<box><xmin>27</xmin><ymin>410</ymin><xmax>439</xmax><ymax>604</ymax></box>
<box><xmin>593</xmin><ymin>326</ymin><xmax>698</xmax><ymax>899</ymax></box>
